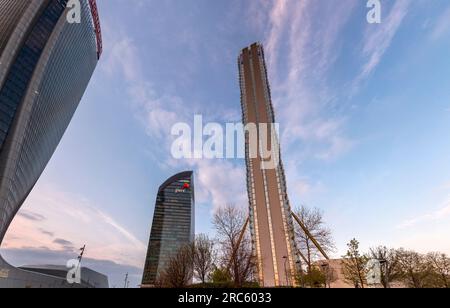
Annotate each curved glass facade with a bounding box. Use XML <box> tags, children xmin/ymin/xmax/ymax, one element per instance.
<box><xmin>142</xmin><ymin>171</ymin><xmax>195</xmax><ymax>286</ymax></box>
<box><xmin>0</xmin><ymin>0</ymin><xmax>101</xmax><ymax>288</ymax></box>
<box><xmin>0</xmin><ymin>0</ymin><xmax>69</xmax><ymax>149</ymax></box>
<box><xmin>0</xmin><ymin>0</ymin><xmax>30</xmax><ymax>55</ymax></box>
<box><xmin>0</xmin><ymin>0</ymin><xmax>99</xmax><ymax>246</ymax></box>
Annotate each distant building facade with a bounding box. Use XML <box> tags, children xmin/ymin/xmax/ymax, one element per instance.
<box><xmin>0</xmin><ymin>0</ymin><xmax>103</xmax><ymax>288</ymax></box>
<box><xmin>315</xmin><ymin>259</ymin><xmax>407</xmax><ymax>289</ymax></box>
<box><xmin>238</xmin><ymin>43</ymin><xmax>298</xmax><ymax>287</ymax></box>
<box><xmin>0</xmin><ymin>261</ymin><xmax>109</xmax><ymax>288</ymax></box>
<box><xmin>141</xmin><ymin>171</ymin><xmax>195</xmax><ymax>287</ymax></box>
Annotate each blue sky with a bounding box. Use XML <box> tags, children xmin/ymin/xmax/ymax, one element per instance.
<box><xmin>1</xmin><ymin>0</ymin><xmax>450</xmax><ymax>288</ymax></box>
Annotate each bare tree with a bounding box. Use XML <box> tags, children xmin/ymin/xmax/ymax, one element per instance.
<box><xmin>322</xmin><ymin>263</ymin><xmax>338</xmax><ymax>288</ymax></box>
<box><xmin>293</xmin><ymin>206</ymin><xmax>335</xmax><ymax>272</ymax></box>
<box><xmin>213</xmin><ymin>204</ymin><xmax>256</xmax><ymax>287</ymax></box>
<box><xmin>342</xmin><ymin>239</ymin><xmax>368</xmax><ymax>288</ymax></box>
<box><xmin>369</xmin><ymin>246</ymin><xmax>401</xmax><ymax>288</ymax></box>
<box><xmin>193</xmin><ymin>234</ymin><xmax>216</xmax><ymax>284</ymax></box>
<box><xmin>426</xmin><ymin>252</ymin><xmax>450</xmax><ymax>288</ymax></box>
<box><xmin>153</xmin><ymin>272</ymin><xmax>166</xmax><ymax>288</ymax></box>
<box><xmin>160</xmin><ymin>245</ymin><xmax>194</xmax><ymax>288</ymax></box>
<box><xmin>396</xmin><ymin>249</ymin><xmax>431</xmax><ymax>288</ymax></box>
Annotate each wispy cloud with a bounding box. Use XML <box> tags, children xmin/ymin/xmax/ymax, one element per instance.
<box><xmin>102</xmin><ymin>20</ymin><xmax>248</xmax><ymax>214</ymax></box>
<box><xmin>397</xmin><ymin>198</ymin><xmax>450</xmax><ymax>229</ymax></box>
<box><xmin>435</xmin><ymin>180</ymin><xmax>450</xmax><ymax>191</ymax></box>
<box><xmin>95</xmin><ymin>209</ymin><xmax>147</xmax><ymax>251</ymax></box>
<box><xmin>262</xmin><ymin>0</ymin><xmax>356</xmax><ymax>162</ymax></box>
<box><xmin>3</xmin><ymin>185</ymin><xmax>146</xmax><ymax>268</ymax></box>
<box><xmin>39</xmin><ymin>229</ymin><xmax>54</xmax><ymax>237</ymax></box>
<box><xmin>53</xmin><ymin>238</ymin><xmax>74</xmax><ymax>247</ymax></box>
<box><xmin>264</xmin><ymin>0</ymin><xmax>293</xmax><ymax>74</ymax></box>
<box><xmin>354</xmin><ymin>0</ymin><xmax>411</xmax><ymax>87</ymax></box>
<box><xmin>17</xmin><ymin>210</ymin><xmax>46</xmax><ymax>222</ymax></box>
<box><xmin>191</xmin><ymin>160</ymin><xmax>247</xmax><ymax>212</ymax></box>
<box><xmin>101</xmin><ymin>1</ymin><xmax>359</xmax><ymax>217</ymax></box>
<box><xmin>430</xmin><ymin>5</ymin><xmax>450</xmax><ymax>41</ymax></box>
<box><xmin>102</xmin><ymin>25</ymin><xmax>184</xmax><ymax>140</ymax></box>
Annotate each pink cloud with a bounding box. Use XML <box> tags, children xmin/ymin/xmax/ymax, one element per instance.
<box><xmin>3</xmin><ymin>185</ymin><xmax>146</xmax><ymax>268</ymax></box>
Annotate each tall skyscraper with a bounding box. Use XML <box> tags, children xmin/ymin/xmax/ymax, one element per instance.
<box><xmin>141</xmin><ymin>171</ymin><xmax>195</xmax><ymax>287</ymax></box>
<box><xmin>0</xmin><ymin>0</ymin><xmax>102</xmax><ymax>287</ymax></box>
<box><xmin>238</xmin><ymin>43</ymin><xmax>298</xmax><ymax>287</ymax></box>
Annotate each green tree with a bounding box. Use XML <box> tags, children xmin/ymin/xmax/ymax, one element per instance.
<box><xmin>342</xmin><ymin>239</ymin><xmax>368</xmax><ymax>288</ymax></box>
<box><xmin>302</xmin><ymin>266</ymin><xmax>326</xmax><ymax>288</ymax></box>
<box><xmin>210</xmin><ymin>267</ymin><xmax>232</xmax><ymax>285</ymax></box>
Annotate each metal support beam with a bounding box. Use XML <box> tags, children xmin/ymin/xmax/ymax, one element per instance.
<box><xmin>291</xmin><ymin>212</ymin><xmax>330</xmax><ymax>261</ymax></box>
<box><xmin>227</xmin><ymin>217</ymin><xmax>250</xmax><ymax>273</ymax></box>
<box><xmin>296</xmin><ymin>248</ymin><xmax>309</xmax><ymax>265</ymax></box>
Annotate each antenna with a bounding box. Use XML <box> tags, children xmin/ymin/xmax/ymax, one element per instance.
<box><xmin>74</xmin><ymin>244</ymin><xmax>86</xmax><ymax>284</ymax></box>
<box><xmin>124</xmin><ymin>273</ymin><xmax>129</xmax><ymax>288</ymax></box>
<box><xmin>78</xmin><ymin>245</ymin><xmax>86</xmax><ymax>264</ymax></box>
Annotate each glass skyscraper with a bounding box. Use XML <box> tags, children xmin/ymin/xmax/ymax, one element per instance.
<box><xmin>141</xmin><ymin>171</ymin><xmax>195</xmax><ymax>287</ymax></box>
<box><xmin>0</xmin><ymin>0</ymin><xmax>102</xmax><ymax>287</ymax></box>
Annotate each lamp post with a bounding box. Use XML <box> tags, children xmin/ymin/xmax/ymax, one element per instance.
<box><xmin>321</xmin><ymin>263</ymin><xmax>330</xmax><ymax>288</ymax></box>
<box><xmin>379</xmin><ymin>259</ymin><xmax>389</xmax><ymax>288</ymax></box>
<box><xmin>124</xmin><ymin>272</ymin><xmax>129</xmax><ymax>289</ymax></box>
<box><xmin>282</xmin><ymin>256</ymin><xmax>289</xmax><ymax>287</ymax></box>
<box><xmin>76</xmin><ymin>245</ymin><xmax>86</xmax><ymax>281</ymax></box>
<box><xmin>296</xmin><ymin>260</ymin><xmax>304</xmax><ymax>288</ymax></box>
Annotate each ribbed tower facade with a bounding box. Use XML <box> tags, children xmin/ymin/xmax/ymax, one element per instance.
<box><xmin>0</xmin><ymin>0</ymin><xmax>102</xmax><ymax>287</ymax></box>
<box><xmin>142</xmin><ymin>171</ymin><xmax>195</xmax><ymax>287</ymax></box>
<box><xmin>238</xmin><ymin>43</ymin><xmax>298</xmax><ymax>287</ymax></box>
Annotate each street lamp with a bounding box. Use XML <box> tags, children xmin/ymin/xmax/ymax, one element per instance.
<box><xmin>282</xmin><ymin>256</ymin><xmax>289</xmax><ymax>286</ymax></box>
<box><xmin>321</xmin><ymin>263</ymin><xmax>330</xmax><ymax>288</ymax></box>
<box><xmin>379</xmin><ymin>259</ymin><xmax>389</xmax><ymax>288</ymax></box>
<box><xmin>296</xmin><ymin>260</ymin><xmax>304</xmax><ymax>288</ymax></box>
